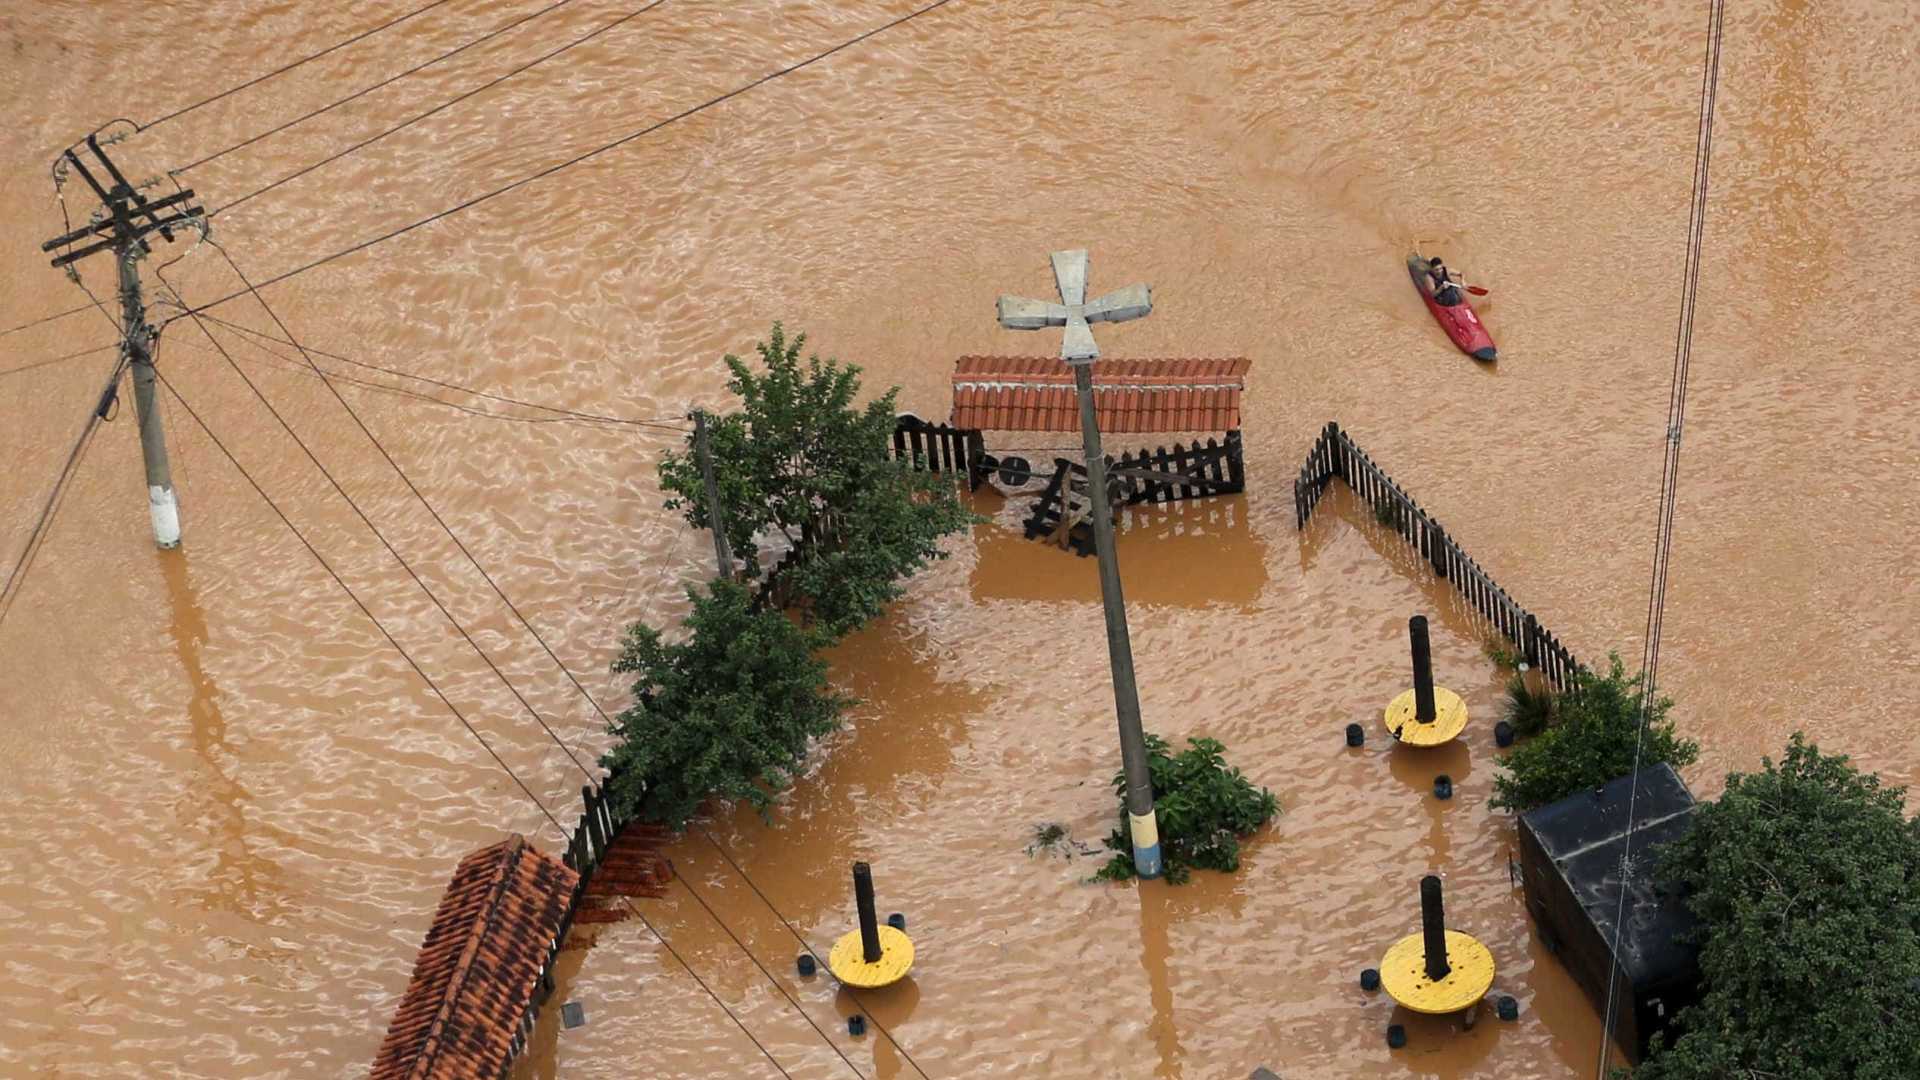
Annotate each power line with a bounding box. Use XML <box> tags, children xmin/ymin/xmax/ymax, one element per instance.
<box><xmin>161</xmin><ymin>0</ymin><xmax>964</xmax><ymax>325</ymax></box>
<box><xmin>177</xmin><ymin>0</ymin><xmax>586</xmax><ymax>174</ymax></box>
<box><xmin>190</xmin><ymin>311</ymin><xmax>689</xmax><ymax>430</ymax></box>
<box><xmin>1596</xmin><ymin>2</ymin><xmax>1724</xmax><ymax>1078</ymax></box>
<box><xmin>141</xmin><ymin>0</ymin><xmax>463</xmax><ymax>131</ymax></box>
<box><xmin>150</xmin><ymin>364</ymin><xmax>569</xmax><ymax>842</ymax></box>
<box><xmin>167</xmin><ymin>327</ymin><xmax>677</xmax><ymax>429</ymax></box>
<box><xmin>622</xmin><ymin>902</ymin><xmax>799</xmax><ymax>1080</ymax></box>
<box><xmin>0</xmin><ymin>356</ymin><xmax>127</xmax><ymax>633</ymax></box>
<box><xmin>211</xmin><ymin>0</ymin><xmax>672</xmax><ymax>218</ymax></box>
<box><xmin>0</xmin><ymin>303</ymin><xmax>97</xmax><ymax>340</ymax></box>
<box><xmin>670</xmin><ymin>865</ymin><xmax>868</xmax><ymax>1079</ymax></box>
<box><xmin>701</xmin><ymin>831</ymin><xmax>935</xmax><ymax>1079</ymax></box>
<box><xmin>158</xmin><ymin>276</ymin><xmax>601</xmax><ymax>782</ymax></box>
<box><xmin>204</xmin><ymin>238</ymin><xmax>625</xmax><ymax>749</ymax></box>
<box><xmin>0</xmin><ymin>342</ymin><xmax>118</xmax><ymax>379</ymax></box>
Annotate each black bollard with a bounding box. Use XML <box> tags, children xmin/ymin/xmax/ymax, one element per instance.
<box><xmin>1345</xmin><ymin>722</ymin><xmax>1365</xmax><ymax>747</ymax></box>
<box><xmin>848</xmin><ymin>1014</ymin><xmax>867</xmax><ymax>1037</ymax></box>
<box><xmin>797</xmin><ymin>954</ymin><xmax>817</xmax><ymax>977</ymax></box>
<box><xmin>853</xmin><ymin>862</ymin><xmax>883</xmax><ymax>963</ymax></box>
<box><xmin>1410</xmin><ymin>616</ymin><xmax>1437</xmax><ymax>723</ymax></box>
<box><xmin>1360</xmin><ymin>968</ymin><xmax>1380</xmax><ymax>991</ymax></box>
<box><xmin>1387</xmin><ymin>1024</ymin><xmax>1407</xmax><ymax>1049</ymax></box>
<box><xmin>1433</xmin><ymin>775</ymin><xmax>1453</xmax><ymax>800</ymax></box>
<box><xmin>1495</xmin><ymin>720</ymin><xmax>1515</xmax><ymax>748</ymax></box>
<box><xmin>1421</xmin><ymin>874</ymin><xmax>1452</xmax><ymax>982</ymax></box>
<box><xmin>887</xmin><ymin>912</ymin><xmax>907</xmax><ymax>931</ymax></box>
<box><xmin>1497</xmin><ymin>995</ymin><xmax>1520</xmax><ymax>1021</ymax></box>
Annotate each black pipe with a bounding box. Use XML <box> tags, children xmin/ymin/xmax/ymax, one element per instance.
<box><xmin>1411</xmin><ymin>616</ymin><xmax>1437</xmax><ymax>722</ymax></box>
<box><xmin>854</xmin><ymin>862</ymin><xmax>882</xmax><ymax>963</ymax></box>
<box><xmin>1421</xmin><ymin>874</ymin><xmax>1451</xmax><ymax>982</ymax></box>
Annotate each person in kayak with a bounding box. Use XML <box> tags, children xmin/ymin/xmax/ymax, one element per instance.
<box><xmin>1426</xmin><ymin>257</ymin><xmax>1464</xmax><ymax>305</ymax></box>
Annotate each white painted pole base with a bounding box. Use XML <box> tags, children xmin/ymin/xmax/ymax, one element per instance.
<box><xmin>149</xmin><ymin>484</ymin><xmax>181</xmax><ymax>549</ymax></box>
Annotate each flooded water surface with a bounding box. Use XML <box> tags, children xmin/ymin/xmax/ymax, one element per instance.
<box><xmin>2</xmin><ymin>1</ymin><xmax>1916</xmax><ymax>1076</ymax></box>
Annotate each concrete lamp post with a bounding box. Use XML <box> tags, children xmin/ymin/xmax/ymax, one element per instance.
<box><xmin>995</xmin><ymin>248</ymin><xmax>1162</xmax><ymax>879</ymax></box>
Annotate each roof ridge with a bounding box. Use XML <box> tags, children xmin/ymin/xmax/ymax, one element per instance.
<box><xmin>404</xmin><ymin>835</ymin><xmax>528</xmax><ymax>1080</ymax></box>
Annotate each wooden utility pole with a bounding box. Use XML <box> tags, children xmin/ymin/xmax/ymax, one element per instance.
<box><xmin>691</xmin><ymin>410</ymin><xmax>733</xmax><ymax>579</ymax></box>
<box><xmin>996</xmin><ymin>248</ymin><xmax>1162</xmax><ymax>879</ymax></box>
<box><xmin>40</xmin><ymin>135</ymin><xmax>205</xmax><ymax>549</ymax></box>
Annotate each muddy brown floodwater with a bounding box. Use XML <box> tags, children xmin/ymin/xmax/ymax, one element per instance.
<box><xmin>2</xmin><ymin>1</ymin><xmax>1915</xmax><ymax>1077</ymax></box>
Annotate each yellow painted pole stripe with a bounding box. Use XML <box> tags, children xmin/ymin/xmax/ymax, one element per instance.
<box><xmin>1128</xmin><ymin>810</ymin><xmax>1159</xmax><ymax>849</ymax></box>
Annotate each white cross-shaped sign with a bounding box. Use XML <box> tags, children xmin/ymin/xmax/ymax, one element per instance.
<box><xmin>995</xmin><ymin>249</ymin><xmax>1152</xmax><ymax>363</ymax></box>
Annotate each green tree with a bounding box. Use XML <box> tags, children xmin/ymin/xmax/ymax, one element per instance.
<box><xmin>658</xmin><ymin>323</ymin><xmax>976</xmax><ymax>639</ymax></box>
<box><xmin>1491</xmin><ymin>653</ymin><xmax>1698</xmax><ymax>813</ymax></box>
<box><xmin>599</xmin><ymin>579</ymin><xmax>849</xmax><ymax>831</ymax></box>
<box><xmin>1635</xmin><ymin>734</ymin><xmax>1920</xmax><ymax>1080</ymax></box>
<box><xmin>1094</xmin><ymin>734</ymin><xmax>1280</xmax><ymax>885</ymax></box>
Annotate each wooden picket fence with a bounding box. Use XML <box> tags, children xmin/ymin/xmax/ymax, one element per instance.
<box><xmin>1023</xmin><ymin>434</ymin><xmax>1247</xmax><ymax>555</ymax></box>
<box><xmin>1293</xmin><ymin>421</ymin><xmax>1585</xmax><ymax>692</ymax></box>
<box><xmin>892</xmin><ymin>413</ymin><xmax>987</xmax><ymax>490</ymax></box>
<box><xmin>504</xmin><ymin>776</ymin><xmax>666</xmax><ymax>1070</ymax></box>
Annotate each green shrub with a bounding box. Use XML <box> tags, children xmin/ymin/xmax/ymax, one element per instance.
<box><xmin>1490</xmin><ymin>653</ymin><xmax>1697</xmax><ymax>813</ymax></box>
<box><xmin>1502</xmin><ymin>672</ymin><xmax>1557</xmax><ymax>736</ymax></box>
<box><xmin>600</xmin><ymin>579</ymin><xmax>849</xmax><ymax>830</ymax></box>
<box><xmin>1094</xmin><ymin>734</ymin><xmax>1279</xmax><ymax>885</ymax></box>
<box><xmin>1635</xmin><ymin>734</ymin><xmax>1920</xmax><ymax>1080</ymax></box>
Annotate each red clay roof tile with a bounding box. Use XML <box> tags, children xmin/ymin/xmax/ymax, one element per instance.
<box><xmin>369</xmin><ymin>836</ymin><xmax>579</xmax><ymax>1080</ymax></box>
<box><xmin>950</xmin><ymin>356</ymin><xmax>1249</xmax><ymax>434</ymax></box>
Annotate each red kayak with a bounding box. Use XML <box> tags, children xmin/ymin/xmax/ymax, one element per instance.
<box><xmin>1407</xmin><ymin>253</ymin><xmax>1497</xmax><ymax>362</ymax></box>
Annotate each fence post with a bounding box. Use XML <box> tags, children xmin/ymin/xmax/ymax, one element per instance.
<box><xmin>1226</xmin><ymin>429</ymin><xmax>1246</xmax><ymax>490</ymax></box>
<box><xmin>583</xmin><ymin>787</ymin><xmax>606</xmax><ymax>863</ymax></box>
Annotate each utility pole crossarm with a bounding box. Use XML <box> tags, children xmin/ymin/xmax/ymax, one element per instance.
<box><xmin>39</xmin><ymin>188</ymin><xmax>199</xmax><ymax>253</ymax></box>
<box><xmin>48</xmin><ymin>207</ymin><xmax>206</xmax><ymax>269</ymax></box>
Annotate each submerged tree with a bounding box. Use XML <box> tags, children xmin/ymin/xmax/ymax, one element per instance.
<box><xmin>600</xmin><ymin>579</ymin><xmax>848</xmax><ymax>831</ymax></box>
<box><xmin>1636</xmin><ymin>734</ymin><xmax>1920</xmax><ymax>1080</ymax></box>
<box><xmin>1491</xmin><ymin>653</ymin><xmax>1697</xmax><ymax>813</ymax></box>
<box><xmin>658</xmin><ymin>323</ymin><xmax>976</xmax><ymax>640</ymax></box>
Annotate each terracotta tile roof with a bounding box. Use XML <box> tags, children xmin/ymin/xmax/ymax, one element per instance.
<box><xmin>951</xmin><ymin>357</ymin><xmax>1251</xmax><ymax>433</ymax></box>
<box><xmin>370</xmin><ymin>835</ymin><xmax>579</xmax><ymax>1080</ymax></box>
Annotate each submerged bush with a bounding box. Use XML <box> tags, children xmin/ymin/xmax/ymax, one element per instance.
<box><xmin>1503</xmin><ymin>672</ymin><xmax>1557</xmax><ymax>736</ymax></box>
<box><xmin>600</xmin><ymin>579</ymin><xmax>849</xmax><ymax>830</ymax></box>
<box><xmin>1095</xmin><ymin>734</ymin><xmax>1279</xmax><ymax>885</ymax></box>
<box><xmin>1483</xmin><ymin>635</ymin><xmax>1519</xmax><ymax>670</ymax></box>
<box><xmin>1491</xmin><ymin>653</ymin><xmax>1697</xmax><ymax>813</ymax></box>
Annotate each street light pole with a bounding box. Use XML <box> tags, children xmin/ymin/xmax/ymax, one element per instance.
<box><xmin>996</xmin><ymin>248</ymin><xmax>1161</xmax><ymax>878</ymax></box>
